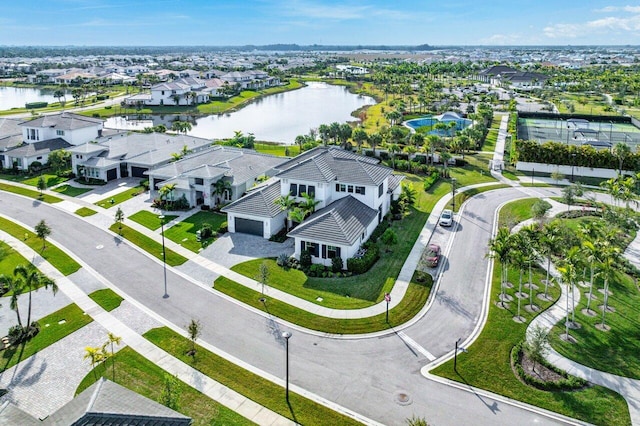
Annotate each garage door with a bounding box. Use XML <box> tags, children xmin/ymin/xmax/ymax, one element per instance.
<box><xmin>106</xmin><ymin>168</ymin><xmax>117</xmax><ymax>181</ymax></box>
<box><xmin>235</xmin><ymin>218</ymin><xmax>263</xmax><ymax>236</ymax></box>
<box><xmin>131</xmin><ymin>166</ymin><xmax>148</xmax><ymax>178</ymax></box>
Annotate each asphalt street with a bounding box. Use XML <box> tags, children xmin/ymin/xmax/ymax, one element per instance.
<box><xmin>0</xmin><ymin>186</ymin><xmax>591</xmax><ymax>425</ymax></box>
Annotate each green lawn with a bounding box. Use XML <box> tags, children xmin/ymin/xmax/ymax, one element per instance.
<box><xmin>0</xmin><ymin>216</ymin><xmax>81</xmax><ymax>276</ymax></box>
<box><xmin>75</xmin><ymin>207</ymin><xmax>98</xmax><ymax>217</ymax></box>
<box><xmin>52</xmin><ymin>184</ymin><xmax>92</xmax><ymax>197</ymax></box>
<box><xmin>1</xmin><ymin>304</ymin><xmax>92</xmax><ymax>373</ymax></box>
<box><xmin>431</xmin><ymin>201</ymin><xmax>630</xmax><ymax>426</ymax></box>
<box><xmin>446</xmin><ymin>184</ymin><xmax>510</xmax><ymax>212</ymax></box>
<box><xmin>76</xmin><ymin>347</ymin><xmax>252</xmax><ymax>426</ymax></box>
<box><xmin>214</xmin><ymin>269</ymin><xmax>432</xmax><ymax>334</ymax></box>
<box><xmin>109</xmin><ymin>223</ymin><xmax>188</xmax><ymax>266</ymax></box>
<box><xmin>145</xmin><ymin>327</ymin><xmax>363</xmax><ymax>426</ymax></box>
<box><xmin>164</xmin><ymin>211</ymin><xmax>227</xmax><ymax>253</ymax></box>
<box><xmin>128</xmin><ymin>210</ymin><xmax>178</xmax><ymax>231</ymax></box>
<box><xmin>0</xmin><ymin>182</ymin><xmax>63</xmax><ymax>203</ymax></box>
<box><xmin>94</xmin><ymin>186</ymin><xmax>146</xmax><ymax>208</ymax></box>
<box><xmin>88</xmin><ymin>288</ymin><xmax>124</xmax><ymax>312</ymax></box>
<box><xmin>497</xmin><ymin>197</ymin><xmax>538</xmax><ymax>228</ymax></box>
<box><xmin>254</xmin><ymin>142</ymin><xmax>300</xmax><ymax>157</ymax></box>
<box><xmin>0</xmin><ymin>241</ymin><xmax>30</xmax><ymax>276</ymax></box>
<box><xmin>21</xmin><ymin>174</ymin><xmax>69</xmax><ymax>188</ymax></box>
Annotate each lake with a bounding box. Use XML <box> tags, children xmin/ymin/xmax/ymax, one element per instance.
<box><xmin>104</xmin><ymin>82</ymin><xmax>376</xmax><ymax>144</ymax></box>
<box><xmin>0</xmin><ymin>86</ymin><xmax>68</xmax><ymax>110</ymax></box>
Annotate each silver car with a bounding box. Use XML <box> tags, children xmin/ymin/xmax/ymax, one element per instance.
<box><xmin>439</xmin><ymin>209</ymin><xmax>454</xmax><ymax>227</ymax></box>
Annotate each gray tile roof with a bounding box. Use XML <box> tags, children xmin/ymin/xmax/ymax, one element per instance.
<box><xmin>0</xmin><ymin>117</ymin><xmax>24</xmax><ymax>137</ymax></box>
<box><xmin>276</xmin><ymin>146</ymin><xmax>378</xmax><ymax>171</ymax></box>
<box><xmin>277</xmin><ymin>149</ymin><xmax>392</xmax><ymax>186</ymax></box>
<box><xmin>222</xmin><ymin>180</ymin><xmax>283</xmax><ymax>217</ymax></box>
<box><xmin>148</xmin><ymin>145</ymin><xmax>286</xmax><ymax>185</ymax></box>
<box><xmin>7</xmin><ymin>138</ymin><xmax>72</xmax><ymax>157</ymax></box>
<box><xmin>0</xmin><ymin>401</ymin><xmax>39</xmax><ymax>426</ymax></box>
<box><xmin>42</xmin><ymin>378</ymin><xmax>191</xmax><ymax>425</ymax></box>
<box><xmin>19</xmin><ymin>112</ymin><xmax>103</xmax><ymax>130</ymax></box>
<box><xmin>287</xmin><ymin>196</ymin><xmax>378</xmax><ymax>246</ymax></box>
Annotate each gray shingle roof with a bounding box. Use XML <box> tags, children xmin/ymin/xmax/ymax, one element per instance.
<box><xmin>387</xmin><ymin>174</ymin><xmax>405</xmax><ymax>193</ymax></box>
<box><xmin>221</xmin><ymin>180</ymin><xmax>283</xmax><ymax>217</ymax></box>
<box><xmin>19</xmin><ymin>112</ymin><xmax>103</xmax><ymax>130</ymax></box>
<box><xmin>7</xmin><ymin>138</ymin><xmax>72</xmax><ymax>157</ymax></box>
<box><xmin>0</xmin><ymin>401</ymin><xmax>39</xmax><ymax>425</ymax></box>
<box><xmin>42</xmin><ymin>378</ymin><xmax>191</xmax><ymax>425</ymax></box>
<box><xmin>277</xmin><ymin>150</ymin><xmax>392</xmax><ymax>186</ymax></box>
<box><xmin>287</xmin><ymin>196</ymin><xmax>377</xmax><ymax>246</ymax></box>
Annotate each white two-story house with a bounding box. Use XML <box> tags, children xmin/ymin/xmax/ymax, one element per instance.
<box><xmin>222</xmin><ymin>147</ymin><xmax>404</xmax><ymax>266</ymax></box>
<box><xmin>6</xmin><ymin>112</ymin><xmax>103</xmax><ymax>171</ymax></box>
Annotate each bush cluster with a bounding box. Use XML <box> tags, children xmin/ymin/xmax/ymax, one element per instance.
<box><xmin>369</xmin><ymin>221</ymin><xmax>390</xmax><ymax>244</ymax></box>
<box><xmin>423</xmin><ymin>171</ymin><xmax>439</xmax><ymax>191</ymax></box>
<box><xmin>347</xmin><ymin>242</ymin><xmax>379</xmax><ymax>274</ymax></box>
<box><xmin>511</xmin><ymin>341</ymin><xmax>587</xmax><ymax>391</ymax></box>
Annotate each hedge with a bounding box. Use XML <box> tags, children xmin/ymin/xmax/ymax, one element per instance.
<box><xmin>25</xmin><ymin>101</ymin><xmax>48</xmax><ymax>109</ymax></box>
<box><xmin>346</xmin><ymin>242</ymin><xmax>380</xmax><ymax>274</ymax></box>
<box><xmin>423</xmin><ymin>172</ymin><xmax>439</xmax><ymax>191</ymax></box>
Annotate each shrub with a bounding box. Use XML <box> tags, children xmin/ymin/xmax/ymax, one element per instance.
<box><xmin>511</xmin><ymin>341</ymin><xmax>587</xmax><ymax>391</ymax></box>
<box><xmin>276</xmin><ymin>253</ymin><xmax>290</xmax><ymax>267</ymax></box>
<box><xmin>7</xmin><ymin>325</ymin><xmax>23</xmax><ymax>346</ymax></box>
<box><xmin>369</xmin><ymin>221</ymin><xmax>390</xmax><ymax>243</ymax></box>
<box><xmin>25</xmin><ymin>101</ymin><xmax>48</xmax><ymax>109</ymax></box>
<box><xmin>331</xmin><ymin>256</ymin><xmax>343</xmax><ymax>272</ymax></box>
<box><xmin>423</xmin><ymin>172</ymin><xmax>439</xmax><ymax>191</ymax></box>
<box><xmin>218</xmin><ymin>221</ymin><xmax>228</xmax><ymax>234</ymax></box>
<box><xmin>140</xmin><ymin>179</ymin><xmax>150</xmax><ymax>191</ymax></box>
<box><xmin>347</xmin><ymin>243</ymin><xmax>380</xmax><ymax>274</ymax></box>
<box><xmin>200</xmin><ymin>204</ymin><xmax>210</xmax><ymax>211</ymax></box>
<box><xmin>300</xmin><ymin>250</ymin><xmax>312</xmax><ymax>268</ymax></box>
<box><xmin>200</xmin><ymin>223</ymin><xmax>213</xmax><ymax>239</ymax></box>
<box><xmin>309</xmin><ymin>264</ymin><xmax>326</xmax><ymax>277</ymax></box>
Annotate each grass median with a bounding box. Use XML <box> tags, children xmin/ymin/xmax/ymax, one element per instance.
<box><xmin>0</xmin><ymin>216</ymin><xmax>81</xmax><ymax>275</ymax></box>
<box><xmin>145</xmin><ymin>326</ymin><xmax>363</xmax><ymax>425</ymax></box>
<box><xmin>94</xmin><ymin>186</ymin><xmax>146</xmax><ymax>208</ymax></box>
<box><xmin>214</xmin><ymin>269</ymin><xmax>432</xmax><ymax>334</ymax></box>
<box><xmin>0</xmin><ymin>182</ymin><xmax>63</xmax><ymax>203</ymax></box>
<box><xmin>109</xmin><ymin>223</ymin><xmax>188</xmax><ymax>266</ymax></box>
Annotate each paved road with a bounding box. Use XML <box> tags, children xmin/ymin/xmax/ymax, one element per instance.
<box><xmin>0</xmin><ymin>188</ymin><xmax>588</xmax><ymax>425</ymax></box>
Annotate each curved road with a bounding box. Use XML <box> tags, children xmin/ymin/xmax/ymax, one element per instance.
<box><xmin>0</xmin><ymin>186</ymin><xmax>593</xmax><ymax>425</ymax></box>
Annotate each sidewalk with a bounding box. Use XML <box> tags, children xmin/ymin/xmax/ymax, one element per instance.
<box><xmin>528</xmin><ymin>274</ymin><xmax>640</xmax><ymax>425</ymax></box>
<box><xmin>0</xmin><ymin>230</ymin><xmax>296</xmax><ymax>426</ymax></box>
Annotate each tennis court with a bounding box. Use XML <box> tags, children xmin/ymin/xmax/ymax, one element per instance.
<box><xmin>518</xmin><ymin>117</ymin><xmax>640</xmax><ymax>150</ymax></box>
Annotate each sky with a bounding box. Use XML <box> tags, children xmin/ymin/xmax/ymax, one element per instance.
<box><xmin>2</xmin><ymin>1</ymin><xmax>640</xmax><ymax>46</ymax></box>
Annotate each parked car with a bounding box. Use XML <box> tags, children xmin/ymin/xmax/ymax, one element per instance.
<box><xmin>424</xmin><ymin>244</ymin><xmax>441</xmax><ymax>268</ymax></box>
<box><xmin>439</xmin><ymin>209</ymin><xmax>454</xmax><ymax>227</ymax></box>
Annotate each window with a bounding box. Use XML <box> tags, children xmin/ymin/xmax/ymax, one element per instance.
<box><xmin>327</xmin><ymin>245</ymin><xmax>341</xmax><ymax>259</ymax></box>
<box><xmin>298</xmin><ymin>184</ymin><xmax>306</xmax><ymax>196</ymax></box>
<box><xmin>194</xmin><ymin>178</ymin><xmax>203</xmax><ymax>185</ymax></box>
<box><xmin>347</xmin><ymin>185</ymin><xmax>353</xmax><ymax>193</ymax></box>
<box><xmin>307</xmin><ymin>185</ymin><xmax>315</xmax><ymax>197</ymax></box>
<box><xmin>223</xmin><ymin>189</ymin><xmax>232</xmax><ymax>201</ymax></box>
<box><xmin>56</xmin><ymin>130</ymin><xmax>65</xmax><ymax>136</ymax></box>
<box><xmin>290</xmin><ymin>183</ymin><xmax>297</xmax><ymax>196</ymax></box>
<box><xmin>302</xmin><ymin>241</ymin><xmax>319</xmax><ymax>257</ymax></box>
<box><xmin>378</xmin><ymin>183</ymin><xmax>384</xmax><ymax>197</ymax></box>
<box><xmin>36</xmin><ymin>156</ymin><xmax>42</xmax><ymax>160</ymax></box>
<box><xmin>355</xmin><ymin>186</ymin><xmax>366</xmax><ymax>195</ymax></box>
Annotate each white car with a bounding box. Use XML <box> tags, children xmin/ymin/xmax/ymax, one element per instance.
<box><xmin>439</xmin><ymin>209</ymin><xmax>454</xmax><ymax>227</ymax></box>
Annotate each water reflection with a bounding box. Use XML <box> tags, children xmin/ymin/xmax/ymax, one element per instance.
<box><xmin>104</xmin><ymin>82</ymin><xmax>376</xmax><ymax>144</ymax></box>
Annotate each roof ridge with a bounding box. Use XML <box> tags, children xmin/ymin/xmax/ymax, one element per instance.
<box><xmin>86</xmin><ymin>377</ymin><xmax>106</xmax><ymax>413</ymax></box>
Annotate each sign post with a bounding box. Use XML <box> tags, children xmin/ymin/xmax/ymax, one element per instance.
<box><xmin>384</xmin><ymin>293</ymin><xmax>391</xmax><ymax>323</ymax></box>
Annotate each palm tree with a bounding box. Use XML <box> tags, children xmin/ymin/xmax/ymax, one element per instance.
<box><xmin>539</xmin><ymin>223</ymin><xmax>560</xmax><ymax>299</ymax></box>
<box><xmin>581</xmin><ymin>240</ymin><xmax>599</xmax><ymax>314</ymax></box>
<box><xmin>84</xmin><ymin>346</ymin><xmax>105</xmax><ymax>380</ymax></box>
<box><xmin>299</xmin><ymin>192</ymin><xmax>319</xmax><ymax>216</ymax></box>
<box><xmin>14</xmin><ymin>265</ymin><xmax>57</xmax><ymax>336</ymax></box>
<box><xmin>2</xmin><ymin>274</ymin><xmax>25</xmax><ymax>329</ymax></box>
<box><xmin>352</xmin><ymin>128</ymin><xmax>368</xmax><ymax>152</ymax></box>
<box><xmin>274</xmin><ymin>195</ymin><xmax>295</xmax><ymax>232</ymax></box>
<box><xmin>613</xmin><ymin>142</ymin><xmax>631</xmax><ymax>174</ymax></box>
<box><xmin>487</xmin><ymin>227</ymin><xmax>513</xmax><ymax>307</ymax></box>
<box><xmin>599</xmin><ymin>245</ymin><xmax>620</xmax><ymax>330</ymax></box>
<box><xmin>368</xmin><ymin>133</ymin><xmax>382</xmax><ymax>155</ymax></box>
<box><xmin>511</xmin><ymin>239</ymin><xmax>528</xmax><ymax>322</ymax></box>
<box><xmin>213</xmin><ymin>179</ymin><xmax>232</xmax><ymax>206</ymax></box>
<box><xmin>288</xmin><ymin>207</ymin><xmax>306</xmax><ymax>228</ymax></box>
<box><xmin>159</xmin><ymin>183</ymin><xmax>177</xmax><ymax>208</ymax></box>
<box><xmin>105</xmin><ymin>332</ymin><xmax>122</xmax><ymax>381</ymax></box>
<box><xmin>558</xmin><ymin>246</ymin><xmax>580</xmax><ymax>339</ymax></box>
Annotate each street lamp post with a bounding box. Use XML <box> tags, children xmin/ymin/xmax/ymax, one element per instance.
<box><xmin>384</xmin><ymin>292</ymin><xmax>391</xmax><ymax>323</ymax></box>
<box><xmin>281</xmin><ymin>331</ymin><xmax>292</xmax><ymax>402</ymax></box>
<box><xmin>451</xmin><ymin>178</ymin><xmax>457</xmax><ymax>212</ymax></box>
<box><xmin>159</xmin><ymin>214</ymin><xmax>168</xmax><ymax>298</ymax></box>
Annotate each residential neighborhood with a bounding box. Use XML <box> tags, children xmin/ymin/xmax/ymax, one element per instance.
<box><xmin>1</xmin><ymin>15</ymin><xmax>640</xmax><ymax>426</ymax></box>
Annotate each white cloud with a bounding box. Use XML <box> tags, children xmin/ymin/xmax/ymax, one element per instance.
<box><xmin>544</xmin><ymin>11</ymin><xmax>640</xmax><ymax>38</ymax></box>
<box><xmin>594</xmin><ymin>5</ymin><xmax>640</xmax><ymax>13</ymax></box>
<box><xmin>283</xmin><ymin>1</ymin><xmax>369</xmax><ymax>20</ymax></box>
<box><xmin>480</xmin><ymin>34</ymin><xmax>524</xmax><ymax>45</ymax></box>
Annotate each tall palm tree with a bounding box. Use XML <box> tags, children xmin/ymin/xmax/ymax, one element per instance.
<box><xmin>599</xmin><ymin>245</ymin><xmax>620</xmax><ymax>329</ymax></box>
<box><xmin>84</xmin><ymin>346</ymin><xmax>105</xmax><ymax>380</ymax></box>
<box><xmin>558</xmin><ymin>246</ymin><xmax>580</xmax><ymax>338</ymax></box>
<box><xmin>14</xmin><ymin>265</ymin><xmax>57</xmax><ymax>335</ymax></box>
<box><xmin>539</xmin><ymin>223</ymin><xmax>560</xmax><ymax>299</ymax></box>
<box><xmin>105</xmin><ymin>332</ymin><xmax>122</xmax><ymax>381</ymax></box>
<box><xmin>2</xmin><ymin>273</ymin><xmax>25</xmax><ymax>329</ymax></box>
<box><xmin>487</xmin><ymin>227</ymin><xmax>513</xmax><ymax>307</ymax></box>
<box><xmin>213</xmin><ymin>179</ymin><xmax>232</xmax><ymax>206</ymax></box>
<box><xmin>511</xmin><ymin>236</ymin><xmax>528</xmax><ymax>321</ymax></box>
<box><xmin>581</xmin><ymin>240</ymin><xmax>599</xmax><ymax>314</ymax></box>
<box><xmin>299</xmin><ymin>192</ymin><xmax>319</xmax><ymax>216</ymax></box>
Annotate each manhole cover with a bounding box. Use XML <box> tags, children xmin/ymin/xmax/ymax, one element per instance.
<box><xmin>394</xmin><ymin>391</ymin><xmax>412</xmax><ymax>406</ymax></box>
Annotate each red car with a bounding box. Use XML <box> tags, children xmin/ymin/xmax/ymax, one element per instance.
<box><xmin>424</xmin><ymin>244</ymin><xmax>441</xmax><ymax>268</ymax></box>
